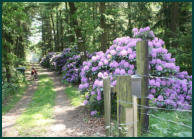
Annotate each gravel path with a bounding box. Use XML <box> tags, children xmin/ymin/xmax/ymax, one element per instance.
<box><xmin>2</xmin><ymin>64</ymin><xmax>105</xmax><ymax>137</ymax></box>
<box><xmin>45</xmin><ymin>71</ymin><xmax>105</xmax><ymax>137</ymax></box>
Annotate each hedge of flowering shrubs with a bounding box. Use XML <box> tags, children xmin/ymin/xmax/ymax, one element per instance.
<box><xmin>50</xmin><ymin>47</ymin><xmax>80</xmax><ymax>73</ymax></box>
<box><xmin>62</xmin><ymin>54</ymin><xmax>82</xmax><ymax>83</ymax></box>
<box><xmin>40</xmin><ymin>47</ymin><xmax>93</xmax><ymax>84</ymax></box>
<box><xmin>40</xmin><ymin>52</ymin><xmax>57</xmax><ymax>68</ymax></box>
<box><xmin>40</xmin><ymin>47</ymin><xmax>79</xmax><ymax>72</ymax></box>
<box><xmin>79</xmin><ymin>27</ymin><xmax>192</xmax><ymax>115</ymax></box>
<box><xmin>49</xmin><ymin>52</ymin><xmax>63</xmax><ymax>71</ymax></box>
<box><xmin>62</xmin><ymin>52</ymin><xmax>94</xmax><ymax>84</ymax></box>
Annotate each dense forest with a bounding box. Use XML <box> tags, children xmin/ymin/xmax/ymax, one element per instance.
<box><xmin>2</xmin><ymin>2</ymin><xmax>192</xmax><ymax>83</ymax></box>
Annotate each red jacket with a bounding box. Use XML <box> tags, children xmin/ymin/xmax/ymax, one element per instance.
<box><xmin>31</xmin><ymin>69</ymin><xmax>37</xmax><ymax>75</ymax></box>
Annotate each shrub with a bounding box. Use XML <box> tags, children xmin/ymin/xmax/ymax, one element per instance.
<box><xmin>49</xmin><ymin>47</ymin><xmax>80</xmax><ymax>73</ymax></box>
<box><xmin>2</xmin><ymin>70</ymin><xmax>25</xmax><ymax>103</ymax></box>
<box><xmin>40</xmin><ymin>52</ymin><xmax>57</xmax><ymax>68</ymax></box>
<box><xmin>62</xmin><ymin>54</ymin><xmax>82</xmax><ymax>83</ymax></box>
<box><xmin>79</xmin><ymin>27</ymin><xmax>192</xmax><ymax>115</ymax></box>
<box><xmin>62</xmin><ymin>52</ymin><xmax>93</xmax><ymax>84</ymax></box>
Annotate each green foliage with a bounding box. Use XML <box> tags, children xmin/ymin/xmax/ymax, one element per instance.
<box><xmin>153</xmin><ymin>2</ymin><xmax>192</xmax><ymax>74</ymax></box>
<box><xmin>2</xmin><ymin>2</ymin><xmax>35</xmax><ymax>84</ymax></box>
<box><xmin>3</xmin><ymin>2</ymin><xmax>190</xmax><ymax>77</ymax></box>
<box><xmin>2</xmin><ymin>71</ymin><xmax>26</xmax><ymax>103</ymax></box>
<box><xmin>144</xmin><ymin>110</ymin><xmax>192</xmax><ymax>137</ymax></box>
<box><xmin>2</xmin><ymin>82</ymin><xmax>28</xmax><ymax>115</ymax></box>
<box><xmin>65</xmin><ymin>84</ymin><xmax>85</xmax><ymax>106</ymax></box>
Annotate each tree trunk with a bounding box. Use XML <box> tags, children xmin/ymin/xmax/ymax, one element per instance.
<box><xmin>50</xmin><ymin>13</ymin><xmax>57</xmax><ymax>51</ymax></box>
<box><xmin>100</xmin><ymin>2</ymin><xmax>108</xmax><ymax>52</ymax></box>
<box><xmin>3</xmin><ymin>32</ymin><xmax>12</xmax><ymax>82</ymax></box>
<box><xmin>47</xmin><ymin>15</ymin><xmax>53</xmax><ymax>52</ymax></box>
<box><xmin>56</xmin><ymin>11</ymin><xmax>59</xmax><ymax>51</ymax></box>
<box><xmin>127</xmin><ymin>2</ymin><xmax>132</xmax><ymax>36</ymax></box>
<box><xmin>18</xmin><ymin>36</ymin><xmax>24</xmax><ymax>58</ymax></box>
<box><xmin>68</xmin><ymin>2</ymin><xmax>87</xmax><ymax>60</ymax></box>
<box><xmin>41</xmin><ymin>16</ymin><xmax>46</xmax><ymax>54</ymax></box>
<box><xmin>59</xmin><ymin>10</ymin><xmax>64</xmax><ymax>51</ymax></box>
<box><xmin>92</xmin><ymin>2</ymin><xmax>96</xmax><ymax>46</ymax></box>
<box><xmin>170</xmin><ymin>2</ymin><xmax>179</xmax><ymax>48</ymax></box>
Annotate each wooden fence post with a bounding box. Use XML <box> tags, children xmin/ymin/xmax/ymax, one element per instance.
<box><xmin>136</xmin><ymin>40</ymin><xmax>149</xmax><ymax>135</ymax></box>
<box><xmin>133</xmin><ymin>95</ymin><xmax>138</xmax><ymax>137</ymax></box>
<box><xmin>103</xmin><ymin>77</ymin><xmax>111</xmax><ymax>136</ymax></box>
<box><xmin>116</xmin><ymin>75</ymin><xmax>135</xmax><ymax>137</ymax></box>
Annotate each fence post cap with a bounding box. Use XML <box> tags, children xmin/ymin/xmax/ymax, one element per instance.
<box><xmin>131</xmin><ymin>74</ymin><xmax>141</xmax><ymax>79</ymax></box>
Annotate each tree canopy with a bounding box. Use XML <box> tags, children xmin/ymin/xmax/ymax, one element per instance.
<box><xmin>2</xmin><ymin>2</ymin><xmax>192</xmax><ymax>82</ymax></box>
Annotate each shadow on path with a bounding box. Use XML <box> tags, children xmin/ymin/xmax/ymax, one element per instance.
<box><xmin>2</xmin><ymin>64</ymin><xmax>105</xmax><ymax>137</ymax></box>
<box><xmin>44</xmin><ymin>71</ymin><xmax>105</xmax><ymax>137</ymax></box>
<box><xmin>2</xmin><ymin>64</ymin><xmax>43</xmax><ymax>137</ymax></box>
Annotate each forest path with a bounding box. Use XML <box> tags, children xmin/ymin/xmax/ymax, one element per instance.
<box><xmin>43</xmin><ymin>68</ymin><xmax>105</xmax><ymax>137</ymax></box>
<box><xmin>2</xmin><ymin>64</ymin><xmax>105</xmax><ymax>137</ymax></box>
<box><xmin>2</xmin><ymin>64</ymin><xmax>41</xmax><ymax>137</ymax></box>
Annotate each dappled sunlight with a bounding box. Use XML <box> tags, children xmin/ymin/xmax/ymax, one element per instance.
<box><xmin>33</xmin><ymin>113</ymin><xmax>44</xmax><ymax>119</ymax></box>
<box><xmin>49</xmin><ymin>124</ymin><xmax>66</xmax><ymax>132</ymax></box>
<box><xmin>2</xmin><ymin>1</ymin><xmax>192</xmax><ymax>137</ymax></box>
<box><xmin>14</xmin><ymin>73</ymin><xmax>56</xmax><ymax>136</ymax></box>
<box><xmin>53</xmin><ymin>87</ymin><xmax>64</xmax><ymax>92</ymax></box>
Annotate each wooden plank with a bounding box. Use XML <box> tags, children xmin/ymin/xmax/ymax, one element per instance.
<box><xmin>118</xmin><ymin>76</ymin><xmax>132</xmax><ymax>107</ymax></box>
<box><xmin>116</xmin><ymin>76</ymin><xmax>134</xmax><ymax>137</ymax></box>
<box><xmin>136</xmin><ymin>40</ymin><xmax>149</xmax><ymax>135</ymax></box>
<box><xmin>103</xmin><ymin>77</ymin><xmax>111</xmax><ymax>136</ymax></box>
<box><xmin>136</xmin><ymin>40</ymin><xmax>149</xmax><ymax>75</ymax></box>
<box><xmin>126</xmin><ymin>76</ymin><xmax>132</xmax><ymax>107</ymax></box>
<box><xmin>133</xmin><ymin>96</ymin><xmax>138</xmax><ymax>137</ymax></box>
<box><xmin>125</xmin><ymin>107</ymin><xmax>134</xmax><ymax>137</ymax></box>
<box><xmin>116</xmin><ymin>76</ymin><xmax>121</xmax><ymax>135</ymax></box>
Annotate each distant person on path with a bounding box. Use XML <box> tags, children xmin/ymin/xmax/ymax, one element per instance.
<box><xmin>31</xmin><ymin>67</ymin><xmax>38</xmax><ymax>80</ymax></box>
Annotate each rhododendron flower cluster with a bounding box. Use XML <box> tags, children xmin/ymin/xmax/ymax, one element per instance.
<box><xmin>79</xmin><ymin>27</ymin><xmax>192</xmax><ymax>114</ymax></box>
<box><xmin>133</xmin><ymin>26</ymin><xmax>155</xmax><ymax>40</ymax></box>
<box><xmin>49</xmin><ymin>53</ymin><xmax>63</xmax><ymax>70</ymax></box>
<box><xmin>62</xmin><ymin>52</ymin><xmax>93</xmax><ymax>83</ymax></box>
<box><xmin>50</xmin><ymin>47</ymin><xmax>79</xmax><ymax>73</ymax></box>
<box><xmin>40</xmin><ymin>52</ymin><xmax>57</xmax><ymax>68</ymax></box>
<box><xmin>41</xmin><ymin>47</ymin><xmax>81</xmax><ymax>73</ymax></box>
<box><xmin>40</xmin><ymin>47</ymin><xmax>93</xmax><ymax>84</ymax></box>
<box><xmin>62</xmin><ymin>55</ymin><xmax>82</xmax><ymax>83</ymax></box>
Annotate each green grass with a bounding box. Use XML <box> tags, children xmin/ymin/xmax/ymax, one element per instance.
<box><xmin>143</xmin><ymin>110</ymin><xmax>192</xmax><ymax>137</ymax></box>
<box><xmin>2</xmin><ymin>64</ymin><xmax>33</xmax><ymax>115</ymax></box>
<box><xmin>64</xmin><ymin>82</ymin><xmax>85</xmax><ymax>107</ymax></box>
<box><xmin>15</xmin><ymin>74</ymin><xmax>56</xmax><ymax>136</ymax></box>
<box><xmin>2</xmin><ymin>82</ymin><xmax>29</xmax><ymax>115</ymax></box>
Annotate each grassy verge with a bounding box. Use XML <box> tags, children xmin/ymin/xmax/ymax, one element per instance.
<box><xmin>2</xmin><ymin>63</ymin><xmax>33</xmax><ymax>115</ymax></box>
<box><xmin>2</xmin><ymin>82</ymin><xmax>29</xmax><ymax>115</ymax></box>
<box><xmin>144</xmin><ymin>110</ymin><xmax>192</xmax><ymax>137</ymax></box>
<box><xmin>64</xmin><ymin>81</ymin><xmax>85</xmax><ymax>106</ymax></box>
<box><xmin>15</xmin><ymin>74</ymin><xmax>56</xmax><ymax>136</ymax></box>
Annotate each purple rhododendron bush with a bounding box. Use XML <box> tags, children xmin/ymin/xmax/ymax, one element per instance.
<box><xmin>40</xmin><ymin>47</ymin><xmax>80</xmax><ymax>72</ymax></box>
<box><xmin>62</xmin><ymin>52</ymin><xmax>93</xmax><ymax>84</ymax></box>
<box><xmin>62</xmin><ymin>55</ymin><xmax>82</xmax><ymax>83</ymax></box>
<box><xmin>40</xmin><ymin>52</ymin><xmax>57</xmax><ymax>68</ymax></box>
<box><xmin>50</xmin><ymin>47</ymin><xmax>79</xmax><ymax>73</ymax></box>
<box><xmin>79</xmin><ymin>27</ymin><xmax>192</xmax><ymax>115</ymax></box>
<box><xmin>40</xmin><ymin>46</ymin><xmax>93</xmax><ymax>84</ymax></box>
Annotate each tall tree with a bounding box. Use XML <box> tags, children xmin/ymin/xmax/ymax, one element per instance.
<box><xmin>68</xmin><ymin>2</ymin><xmax>87</xmax><ymax>60</ymax></box>
<box><xmin>99</xmin><ymin>2</ymin><xmax>108</xmax><ymax>52</ymax></box>
<box><xmin>2</xmin><ymin>2</ymin><xmax>34</xmax><ymax>82</ymax></box>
